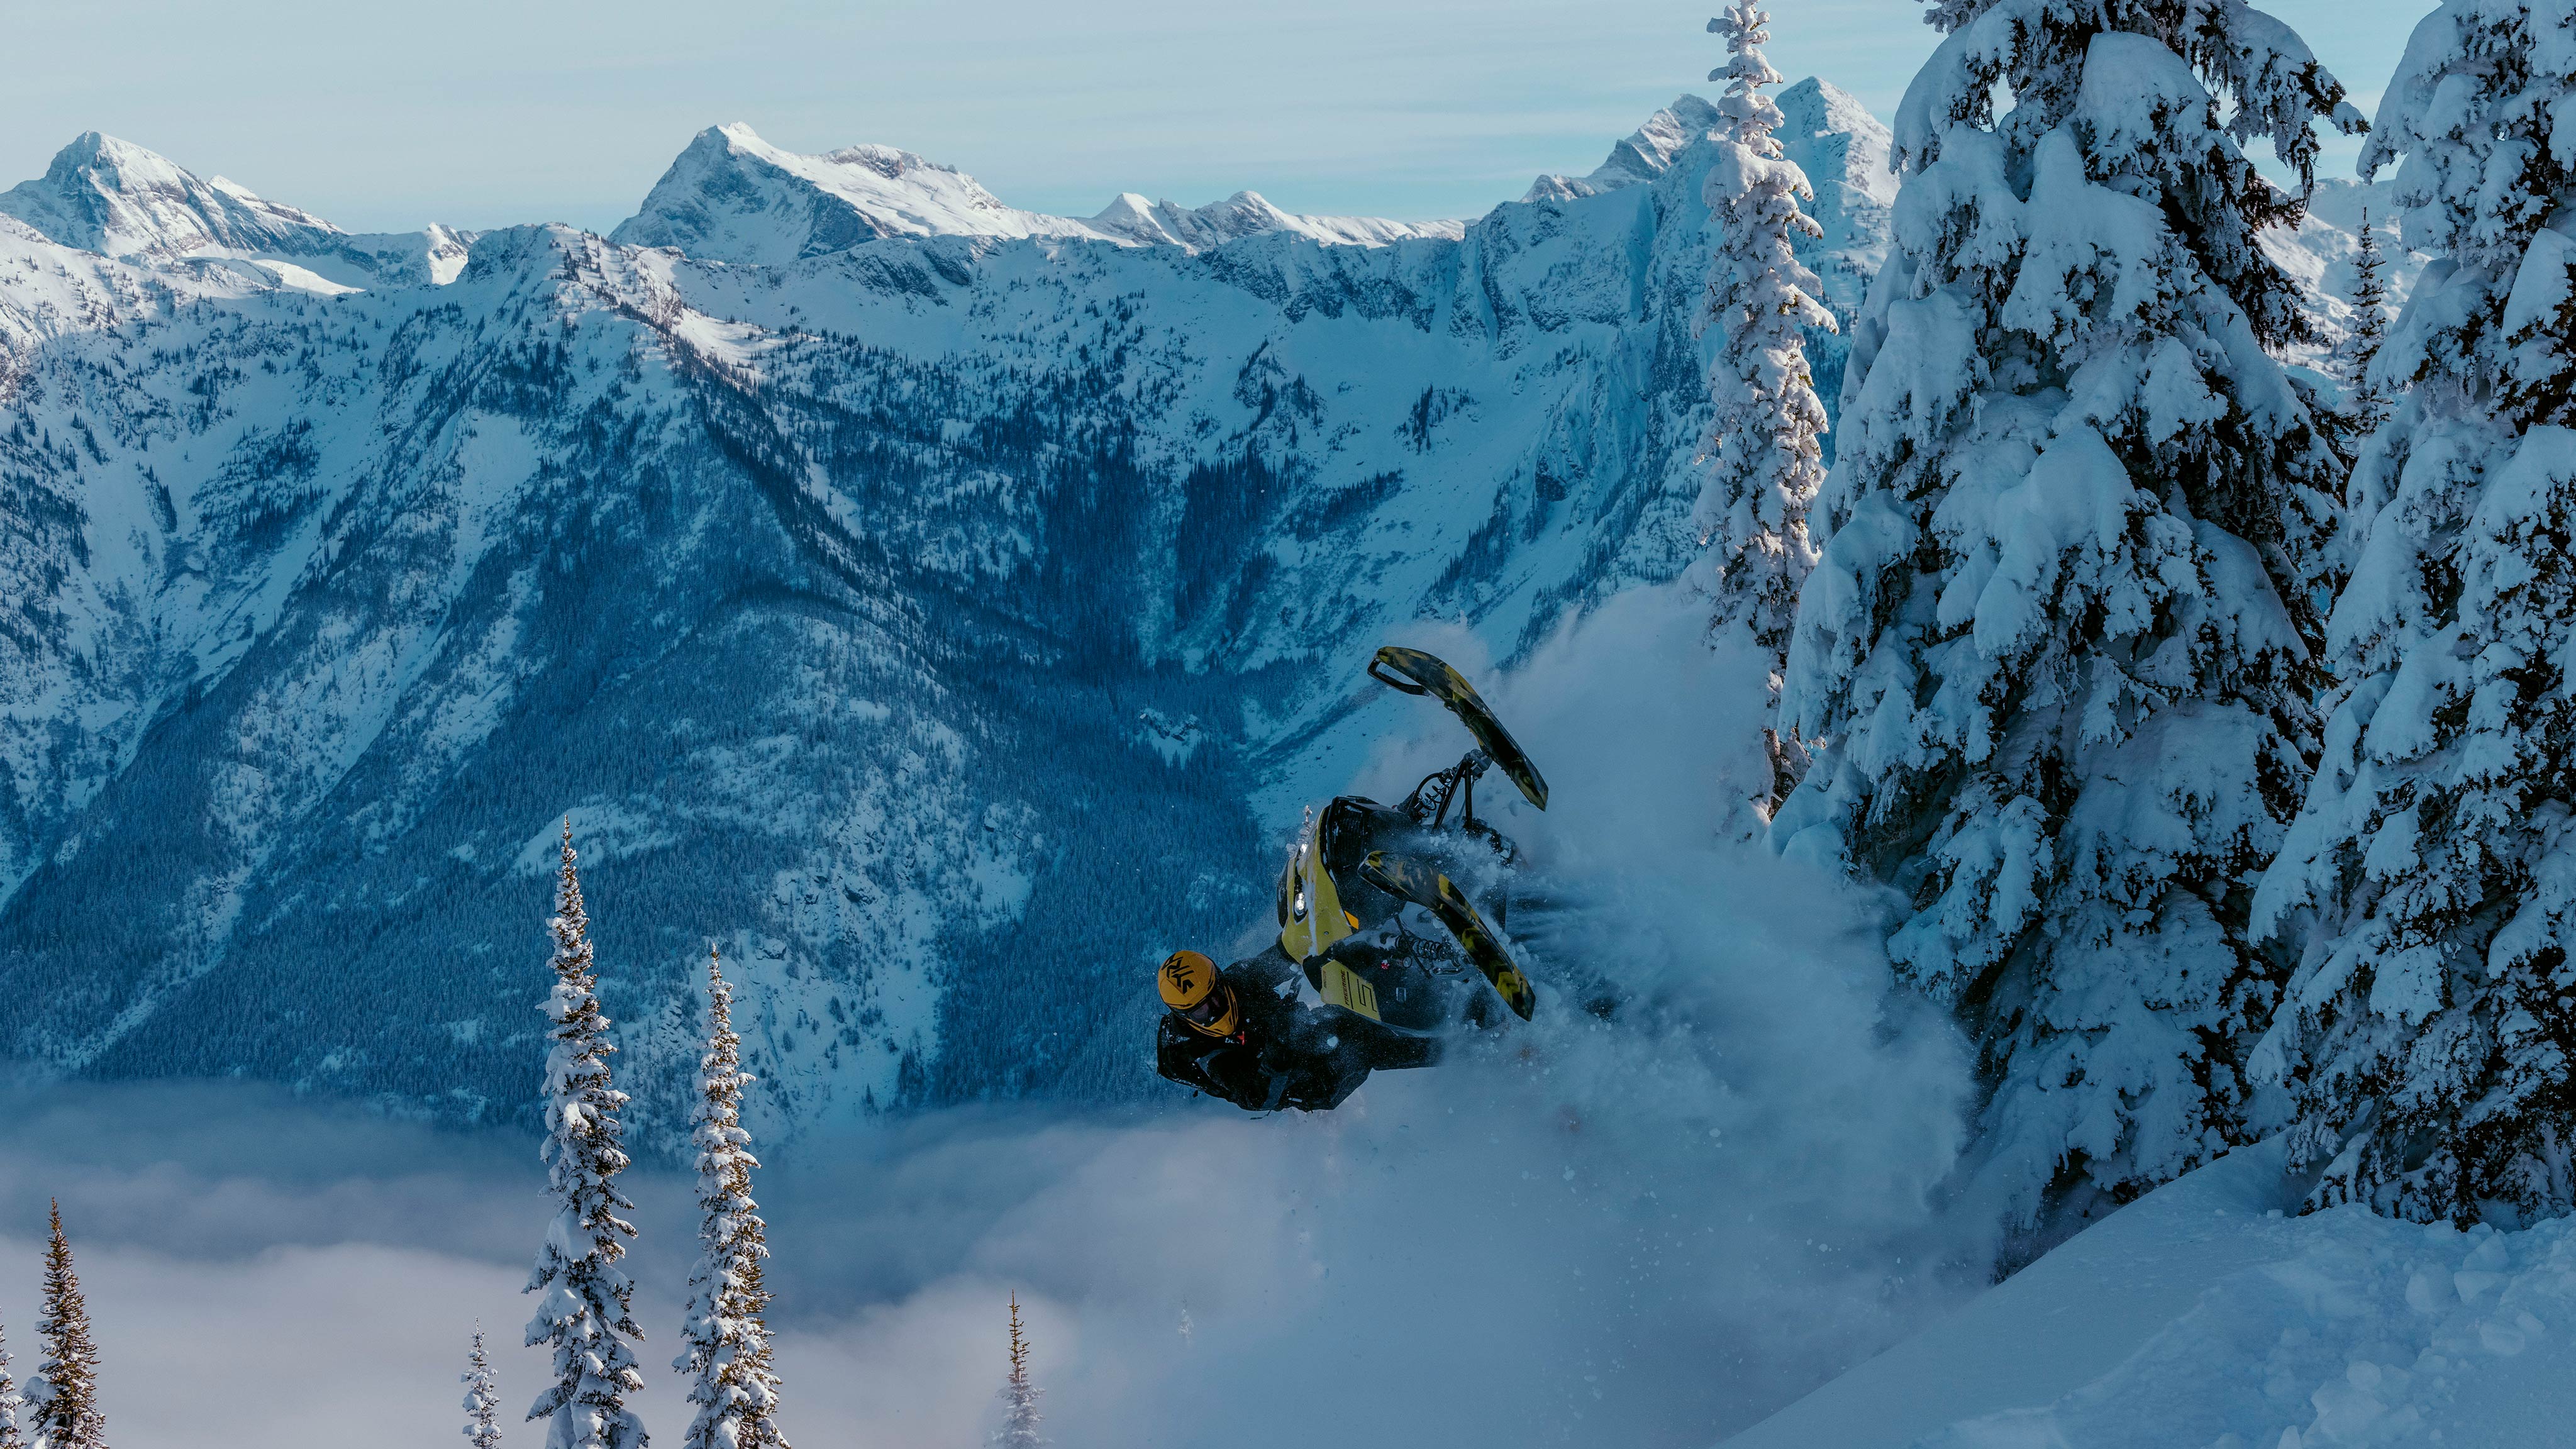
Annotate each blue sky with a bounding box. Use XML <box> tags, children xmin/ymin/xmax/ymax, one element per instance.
<box><xmin>3</xmin><ymin>0</ymin><xmax>2421</xmax><ymax>235</ymax></box>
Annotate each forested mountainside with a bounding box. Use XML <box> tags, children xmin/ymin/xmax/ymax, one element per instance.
<box><xmin>0</xmin><ymin>86</ymin><xmax>1902</xmax><ymax>1149</ymax></box>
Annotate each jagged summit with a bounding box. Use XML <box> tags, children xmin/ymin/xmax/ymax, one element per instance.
<box><xmin>1524</xmin><ymin>80</ymin><xmax>1891</xmax><ymax>206</ymax></box>
<box><xmin>0</xmin><ymin>131</ymin><xmax>341</xmax><ymax>260</ymax></box>
<box><xmin>0</xmin><ymin>132</ymin><xmax>472</xmax><ymax>290</ymax></box>
<box><xmin>611</xmin><ymin>121</ymin><xmax>1463</xmax><ymax>267</ymax></box>
<box><xmin>608</xmin><ymin>121</ymin><xmax>1102</xmax><ymax>264</ymax></box>
<box><xmin>1524</xmin><ymin>94</ymin><xmax>1727</xmax><ymax>203</ymax></box>
<box><xmin>1517</xmin><ymin>82</ymin><xmax>1895</xmax><ymax>318</ymax></box>
<box><xmin>1775</xmin><ymin>76</ymin><xmax>1899</xmax><ymax>214</ymax></box>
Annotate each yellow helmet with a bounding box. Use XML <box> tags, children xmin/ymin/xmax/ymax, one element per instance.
<box><xmin>1158</xmin><ymin>950</ymin><xmax>1239</xmax><ymax>1036</ymax></box>
<box><xmin>1159</xmin><ymin>950</ymin><xmax>1216</xmax><ymax>1008</ymax></box>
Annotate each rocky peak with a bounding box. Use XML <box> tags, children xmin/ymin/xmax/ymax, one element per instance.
<box><xmin>0</xmin><ymin>131</ymin><xmax>339</xmax><ymax>260</ymax></box>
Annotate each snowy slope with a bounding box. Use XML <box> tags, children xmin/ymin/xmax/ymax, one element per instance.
<box><xmin>0</xmin><ymin>90</ymin><xmax>1894</xmax><ymax>1150</ymax></box>
<box><xmin>609</xmin><ymin>122</ymin><xmax>1464</xmax><ymax>267</ymax></box>
<box><xmin>1725</xmin><ymin>1139</ymin><xmax>2576</xmax><ymax>1448</ymax></box>
<box><xmin>0</xmin><ymin>211</ymin><xmax>271</xmax><ymax>376</ymax></box>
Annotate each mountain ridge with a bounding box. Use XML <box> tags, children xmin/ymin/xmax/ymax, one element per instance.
<box><xmin>606</xmin><ymin>121</ymin><xmax>1470</xmax><ymax>266</ymax></box>
<box><xmin>0</xmin><ymin>131</ymin><xmax>472</xmax><ymax>292</ymax></box>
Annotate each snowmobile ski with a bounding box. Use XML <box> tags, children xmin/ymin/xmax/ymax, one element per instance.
<box><xmin>1360</xmin><ymin>850</ymin><xmax>1536</xmax><ymax>1020</ymax></box>
<box><xmin>1368</xmin><ymin>646</ymin><xmax>1549</xmax><ymax>811</ymax></box>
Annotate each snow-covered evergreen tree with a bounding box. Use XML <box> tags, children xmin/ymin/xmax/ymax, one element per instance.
<box><xmin>1772</xmin><ymin>0</ymin><xmax>2363</xmax><ymax>1230</ymax></box>
<box><xmin>1697</xmin><ymin>0</ymin><xmax>1840</xmax><ymax>811</ymax></box>
<box><xmin>0</xmin><ymin>1304</ymin><xmax>25</xmax><ymax>1449</ymax></box>
<box><xmin>464</xmin><ymin>1326</ymin><xmax>502</xmax><ymax>1449</ymax></box>
<box><xmin>524</xmin><ymin>823</ymin><xmax>647</xmax><ymax>1449</ymax></box>
<box><xmin>991</xmin><ymin>1296</ymin><xmax>1043</xmax><ymax>1449</ymax></box>
<box><xmin>675</xmin><ymin>945</ymin><xmax>788</xmax><ymax>1449</ymax></box>
<box><xmin>28</xmin><ymin>1203</ymin><xmax>106</xmax><ymax>1449</ymax></box>
<box><xmin>2252</xmin><ymin>0</ymin><xmax>2576</xmax><ymax>1225</ymax></box>
<box><xmin>2340</xmin><ymin>209</ymin><xmax>2394</xmax><ymax>431</ymax></box>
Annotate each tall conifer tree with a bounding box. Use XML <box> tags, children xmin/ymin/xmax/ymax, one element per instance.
<box><xmin>525</xmin><ymin>823</ymin><xmax>647</xmax><ymax>1449</ymax></box>
<box><xmin>0</xmin><ymin>1303</ymin><xmax>25</xmax><ymax>1449</ymax></box>
<box><xmin>991</xmin><ymin>1296</ymin><xmax>1043</xmax><ymax>1449</ymax></box>
<box><xmin>2340</xmin><ymin>208</ymin><xmax>2394</xmax><ymax>431</ymax></box>
<box><xmin>1698</xmin><ymin>0</ymin><xmax>1840</xmax><ymax>811</ymax></box>
<box><xmin>2254</xmin><ymin>0</ymin><xmax>2576</xmax><ymax>1224</ymax></box>
<box><xmin>675</xmin><ymin>945</ymin><xmax>788</xmax><ymax>1449</ymax></box>
<box><xmin>464</xmin><ymin>1326</ymin><xmax>502</xmax><ymax>1449</ymax></box>
<box><xmin>1773</xmin><ymin>0</ymin><xmax>2363</xmax><ymax>1229</ymax></box>
<box><xmin>28</xmin><ymin>1204</ymin><xmax>106</xmax><ymax>1449</ymax></box>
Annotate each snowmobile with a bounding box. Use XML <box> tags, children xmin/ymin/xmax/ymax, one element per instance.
<box><xmin>1275</xmin><ymin>645</ymin><xmax>1548</xmax><ymax>1034</ymax></box>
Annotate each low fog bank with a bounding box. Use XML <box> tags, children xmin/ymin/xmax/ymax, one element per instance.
<box><xmin>0</xmin><ymin>585</ymin><xmax>1989</xmax><ymax>1448</ymax></box>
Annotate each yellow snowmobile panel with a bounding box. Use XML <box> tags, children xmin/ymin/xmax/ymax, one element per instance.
<box><xmin>1317</xmin><ymin>957</ymin><xmax>1384</xmax><ymax>1020</ymax></box>
<box><xmin>1277</xmin><ymin>813</ymin><xmax>1357</xmax><ymax>962</ymax></box>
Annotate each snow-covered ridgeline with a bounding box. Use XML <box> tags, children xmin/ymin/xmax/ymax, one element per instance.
<box><xmin>609</xmin><ymin>122</ymin><xmax>1467</xmax><ymax>267</ymax></box>
<box><xmin>0</xmin><ymin>131</ymin><xmax>469</xmax><ymax>293</ymax></box>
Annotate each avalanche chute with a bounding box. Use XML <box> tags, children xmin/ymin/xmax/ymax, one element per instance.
<box><xmin>1155</xmin><ymin>647</ymin><xmax>1548</xmax><ymax>1112</ymax></box>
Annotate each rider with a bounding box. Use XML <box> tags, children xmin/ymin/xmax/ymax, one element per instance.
<box><xmin>1155</xmin><ymin>945</ymin><xmax>1440</xmax><ymax>1113</ymax></box>
<box><xmin>1153</xmin><ymin>644</ymin><xmax>1548</xmax><ymax>1112</ymax></box>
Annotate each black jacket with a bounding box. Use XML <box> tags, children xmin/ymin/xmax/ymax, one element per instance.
<box><xmin>1156</xmin><ymin>944</ymin><xmax>1438</xmax><ymax>1111</ymax></box>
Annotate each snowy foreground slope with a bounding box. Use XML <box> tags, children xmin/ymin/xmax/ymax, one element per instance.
<box><xmin>1725</xmin><ymin>1140</ymin><xmax>2574</xmax><ymax>1449</ymax></box>
<box><xmin>0</xmin><ymin>87</ymin><xmax>1891</xmax><ymax>1146</ymax></box>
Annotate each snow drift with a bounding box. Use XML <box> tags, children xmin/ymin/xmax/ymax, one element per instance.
<box><xmin>1727</xmin><ymin>1136</ymin><xmax>2576</xmax><ymax>1449</ymax></box>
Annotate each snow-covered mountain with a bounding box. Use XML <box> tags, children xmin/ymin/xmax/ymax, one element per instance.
<box><xmin>0</xmin><ymin>93</ymin><xmax>1894</xmax><ymax>1151</ymax></box>
<box><xmin>1527</xmin><ymin>81</ymin><xmax>1895</xmax><ymax>311</ymax></box>
<box><xmin>0</xmin><ymin>131</ymin><xmax>340</xmax><ymax>260</ymax></box>
<box><xmin>0</xmin><ymin>131</ymin><xmax>471</xmax><ymax>292</ymax></box>
<box><xmin>608</xmin><ymin>122</ymin><xmax>1466</xmax><ymax>267</ymax></box>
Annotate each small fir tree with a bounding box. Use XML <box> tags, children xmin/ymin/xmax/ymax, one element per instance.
<box><xmin>28</xmin><ymin>1203</ymin><xmax>106</xmax><ymax>1449</ymax></box>
<box><xmin>1697</xmin><ymin>0</ymin><xmax>1839</xmax><ymax>812</ymax></box>
<box><xmin>991</xmin><ymin>1296</ymin><xmax>1043</xmax><ymax>1449</ymax></box>
<box><xmin>675</xmin><ymin>945</ymin><xmax>789</xmax><ymax>1449</ymax></box>
<box><xmin>524</xmin><ymin>822</ymin><xmax>648</xmax><ymax>1449</ymax></box>
<box><xmin>464</xmin><ymin>1326</ymin><xmax>502</xmax><ymax>1449</ymax></box>
<box><xmin>2253</xmin><ymin>0</ymin><xmax>2576</xmax><ymax>1224</ymax></box>
<box><xmin>1</xmin><ymin>1303</ymin><xmax>25</xmax><ymax>1449</ymax></box>
<box><xmin>1773</xmin><ymin>0</ymin><xmax>2363</xmax><ymax>1232</ymax></box>
<box><xmin>2340</xmin><ymin>208</ymin><xmax>2394</xmax><ymax>430</ymax></box>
